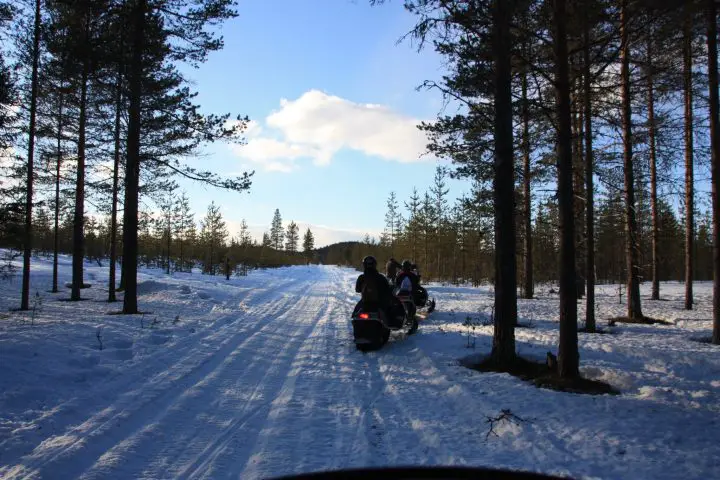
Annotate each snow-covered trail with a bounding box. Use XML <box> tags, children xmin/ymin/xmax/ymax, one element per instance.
<box><xmin>2</xmin><ymin>259</ymin><xmax>720</xmax><ymax>479</ymax></box>
<box><xmin>1</xmin><ymin>267</ymin><xmax>356</xmax><ymax>479</ymax></box>
<box><xmin>0</xmin><ymin>265</ymin><xmax>511</xmax><ymax>479</ymax></box>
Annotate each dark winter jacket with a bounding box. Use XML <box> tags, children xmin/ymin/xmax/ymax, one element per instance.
<box><xmin>356</xmin><ymin>269</ymin><xmax>394</xmax><ymax>307</ymax></box>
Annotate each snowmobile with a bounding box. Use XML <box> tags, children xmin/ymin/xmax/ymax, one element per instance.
<box><xmin>410</xmin><ymin>285</ymin><xmax>436</xmax><ymax>315</ymax></box>
<box><xmin>351</xmin><ymin>297</ymin><xmax>418</xmax><ymax>352</ymax></box>
<box><xmin>351</xmin><ymin>287</ymin><xmax>435</xmax><ymax>352</ymax></box>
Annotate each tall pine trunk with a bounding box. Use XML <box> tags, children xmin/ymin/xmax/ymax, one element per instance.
<box><xmin>122</xmin><ymin>0</ymin><xmax>145</xmax><ymax>314</ymax></box>
<box><xmin>109</xmin><ymin>40</ymin><xmax>123</xmax><ymax>303</ymax></box>
<box><xmin>684</xmin><ymin>4</ymin><xmax>694</xmax><ymax>310</ymax></box>
<box><xmin>423</xmin><ymin>229</ymin><xmax>428</xmax><ymax>278</ymax></box>
<box><xmin>583</xmin><ymin>3</ymin><xmax>595</xmax><ymax>332</ymax></box>
<box><xmin>621</xmin><ymin>0</ymin><xmax>643</xmax><ymax>320</ymax></box>
<box><xmin>166</xmin><ymin>225</ymin><xmax>171</xmax><ymax>275</ymax></box>
<box><xmin>52</xmin><ymin>91</ymin><xmax>63</xmax><ymax>294</ymax></box>
<box><xmin>572</xmin><ymin>78</ymin><xmax>585</xmax><ymax>301</ymax></box>
<box><xmin>707</xmin><ymin>0</ymin><xmax>720</xmax><ymax>344</ymax></box>
<box><xmin>522</xmin><ymin>57</ymin><xmax>533</xmax><ymax>299</ymax></box>
<box><xmin>71</xmin><ymin>57</ymin><xmax>89</xmax><ymax>301</ymax></box>
<box><xmin>490</xmin><ymin>0</ymin><xmax>517</xmax><ymax>365</ymax></box>
<box><xmin>21</xmin><ymin>0</ymin><xmax>41</xmax><ymax>311</ymax></box>
<box><xmin>647</xmin><ymin>32</ymin><xmax>660</xmax><ymax>301</ymax></box>
<box><xmin>179</xmin><ymin>238</ymin><xmax>184</xmax><ymax>272</ymax></box>
<box><xmin>555</xmin><ymin>0</ymin><xmax>579</xmax><ymax>378</ymax></box>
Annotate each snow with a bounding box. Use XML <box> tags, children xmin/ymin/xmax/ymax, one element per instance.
<box><xmin>1</xmin><ymin>254</ymin><xmax>719</xmax><ymax>479</ymax></box>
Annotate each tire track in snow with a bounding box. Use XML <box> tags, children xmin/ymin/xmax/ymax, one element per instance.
<box><xmin>180</xmin><ymin>282</ymin><xmax>338</xmax><ymax>478</ymax></box>
<box><xmin>234</xmin><ymin>270</ymin><xmax>353</xmax><ymax>479</ymax></box>
<box><xmin>143</xmin><ymin>280</ymin><xmax>328</xmax><ymax>480</ymax></box>
<box><xmin>235</xmin><ymin>268</ymin><xmax>412</xmax><ymax>478</ymax></box>
<box><xmin>0</xmin><ymin>275</ymin><xmax>301</xmax><ymax>470</ymax></box>
<box><xmin>76</xmin><ymin>271</ymin><xmax>332</xmax><ymax>479</ymax></box>
<box><xmin>5</xmin><ymin>267</ymin><xmax>465</xmax><ymax>480</ymax></box>
<box><xmin>1</xmin><ymin>276</ymin><xmax>306</xmax><ymax>480</ymax></box>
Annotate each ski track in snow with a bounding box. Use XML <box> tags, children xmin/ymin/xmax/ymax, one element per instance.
<box><xmin>1</xmin><ymin>255</ymin><xmax>720</xmax><ymax>479</ymax></box>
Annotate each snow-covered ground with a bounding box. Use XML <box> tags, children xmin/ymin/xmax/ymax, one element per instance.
<box><xmin>0</xmin><ymin>254</ymin><xmax>719</xmax><ymax>479</ymax></box>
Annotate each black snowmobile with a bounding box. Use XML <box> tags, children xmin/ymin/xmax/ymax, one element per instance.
<box><xmin>405</xmin><ymin>284</ymin><xmax>436</xmax><ymax>314</ymax></box>
<box><xmin>351</xmin><ymin>288</ymin><xmax>435</xmax><ymax>352</ymax></box>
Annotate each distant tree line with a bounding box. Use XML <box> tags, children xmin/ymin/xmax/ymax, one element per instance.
<box><xmin>320</xmin><ymin>165</ymin><xmax>714</xmax><ymax>290</ymax></box>
<box><xmin>0</xmin><ymin>196</ymin><xmax>317</xmax><ymax>277</ymax></box>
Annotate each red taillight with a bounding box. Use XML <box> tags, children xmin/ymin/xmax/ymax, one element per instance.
<box><xmin>358</xmin><ymin>313</ymin><xmax>370</xmax><ymax>319</ymax></box>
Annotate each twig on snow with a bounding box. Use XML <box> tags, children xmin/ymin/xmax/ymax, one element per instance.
<box><xmin>485</xmin><ymin>409</ymin><xmax>525</xmax><ymax>440</ymax></box>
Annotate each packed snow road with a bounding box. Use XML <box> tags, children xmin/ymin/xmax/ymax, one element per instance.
<box><xmin>0</xmin><ymin>265</ymin><xmax>480</xmax><ymax>479</ymax></box>
<box><xmin>2</xmin><ymin>258</ymin><xmax>720</xmax><ymax>479</ymax></box>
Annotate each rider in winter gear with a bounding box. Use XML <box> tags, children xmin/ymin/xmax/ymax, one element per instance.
<box><xmin>385</xmin><ymin>257</ymin><xmax>402</xmax><ymax>284</ymax></box>
<box><xmin>356</xmin><ymin>256</ymin><xmax>403</xmax><ymax>327</ymax></box>
<box><xmin>396</xmin><ymin>259</ymin><xmax>431</xmax><ymax>309</ymax></box>
<box><xmin>396</xmin><ymin>260</ymin><xmax>421</xmax><ymax>293</ymax></box>
<box><xmin>395</xmin><ymin>260</ymin><xmax>420</xmax><ymax>318</ymax></box>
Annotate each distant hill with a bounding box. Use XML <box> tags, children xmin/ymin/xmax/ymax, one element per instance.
<box><xmin>314</xmin><ymin>241</ymin><xmax>361</xmax><ymax>265</ymax></box>
<box><xmin>315</xmin><ymin>241</ymin><xmax>389</xmax><ymax>270</ymax></box>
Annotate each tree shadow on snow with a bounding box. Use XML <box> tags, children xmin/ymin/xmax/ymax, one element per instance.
<box><xmin>461</xmin><ymin>355</ymin><xmax>619</xmax><ymax>396</ymax></box>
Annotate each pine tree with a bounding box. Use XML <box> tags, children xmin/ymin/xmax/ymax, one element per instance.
<box><xmin>199</xmin><ymin>201</ymin><xmax>227</xmax><ymax>275</ymax></box>
<box><xmin>285</xmin><ymin>221</ymin><xmax>299</xmax><ymax>254</ymax></box>
<box><xmin>707</xmin><ymin>0</ymin><xmax>720</xmax><ymax>344</ymax></box>
<box><xmin>238</xmin><ymin>219</ymin><xmax>253</xmax><ymax>246</ymax></box>
<box><xmin>270</xmin><ymin>209</ymin><xmax>284</xmax><ymax>250</ymax></box>
<box><xmin>384</xmin><ymin>191</ymin><xmax>401</xmax><ymax>254</ymax></box>
<box><xmin>554</xmin><ymin>0</ymin><xmax>579</xmax><ymax>378</ymax></box>
<box><xmin>0</xmin><ymin>4</ymin><xmax>18</xmax><ymax>263</ymax></box>
<box><xmin>172</xmin><ymin>191</ymin><xmax>194</xmax><ymax>272</ymax></box>
<box><xmin>533</xmin><ymin>200</ymin><xmax>559</xmax><ymax>283</ymax></box>
<box><xmin>20</xmin><ymin>0</ymin><xmax>41</xmax><ymax>310</ymax></box>
<box><xmin>0</xmin><ymin>3</ymin><xmax>14</xmax><ymax>150</ymax></box>
<box><xmin>107</xmin><ymin>3</ymin><xmax>126</xmax><ymax>302</ymax></box>
<box><xmin>158</xmin><ymin>189</ymin><xmax>175</xmax><ymax>274</ymax></box>
<box><xmin>184</xmin><ymin>221</ymin><xmax>197</xmax><ymax>272</ymax></box>
<box><xmin>121</xmin><ymin>0</ymin><xmax>253</xmax><ymax>314</ymax></box>
<box><xmin>302</xmin><ymin>227</ymin><xmax>315</xmax><ymax>261</ymax></box>
<box><xmin>620</xmin><ymin>0</ymin><xmax>643</xmax><ymax>320</ymax></box>
<box><xmin>420</xmin><ymin>192</ymin><xmax>435</xmax><ymax>278</ymax></box>
<box><xmin>490</xmin><ymin>0</ymin><xmax>518</xmax><ymax>365</ymax></box>
<box><xmin>683</xmin><ymin>0</ymin><xmax>695</xmax><ymax>310</ymax></box>
<box><xmin>43</xmin><ymin>0</ymin><xmax>110</xmax><ymax>301</ymax></box>
<box><xmin>430</xmin><ymin>166</ymin><xmax>449</xmax><ymax>278</ymax></box>
<box><xmin>34</xmin><ymin>206</ymin><xmax>52</xmax><ymax>253</ymax></box>
<box><xmin>404</xmin><ymin>187</ymin><xmax>421</xmax><ymax>261</ymax></box>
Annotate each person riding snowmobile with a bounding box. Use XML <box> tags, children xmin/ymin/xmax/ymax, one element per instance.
<box><xmin>394</xmin><ymin>260</ymin><xmax>420</xmax><ymax>318</ymax></box>
<box><xmin>395</xmin><ymin>260</ymin><xmax>420</xmax><ymax>293</ymax></box>
<box><xmin>355</xmin><ymin>256</ymin><xmax>403</xmax><ymax>327</ymax></box>
<box><xmin>396</xmin><ymin>260</ymin><xmax>429</xmax><ymax>309</ymax></box>
<box><xmin>385</xmin><ymin>257</ymin><xmax>402</xmax><ymax>284</ymax></box>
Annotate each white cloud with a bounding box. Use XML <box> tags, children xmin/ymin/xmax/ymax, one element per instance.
<box><xmin>229</xmin><ymin>138</ymin><xmax>315</xmax><ymax>173</ymax></box>
<box><xmin>231</xmin><ymin>90</ymin><xmax>432</xmax><ymax>172</ymax></box>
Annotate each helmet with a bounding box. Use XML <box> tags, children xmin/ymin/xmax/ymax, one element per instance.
<box><xmin>362</xmin><ymin>255</ymin><xmax>377</xmax><ymax>269</ymax></box>
<box><xmin>402</xmin><ymin>260</ymin><xmax>412</xmax><ymax>271</ymax></box>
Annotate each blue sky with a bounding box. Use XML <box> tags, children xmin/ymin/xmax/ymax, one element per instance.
<box><xmin>174</xmin><ymin>0</ymin><xmax>470</xmax><ymax>247</ymax></box>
